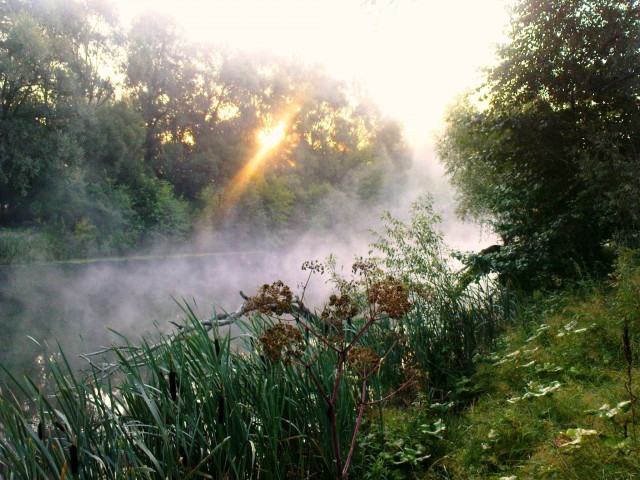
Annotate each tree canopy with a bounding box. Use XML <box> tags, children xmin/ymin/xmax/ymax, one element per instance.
<box><xmin>438</xmin><ymin>0</ymin><xmax>640</xmax><ymax>289</ymax></box>
<box><xmin>0</xmin><ymin>0</ymin><xmax>412</xmax><ymax>262</ymax></box>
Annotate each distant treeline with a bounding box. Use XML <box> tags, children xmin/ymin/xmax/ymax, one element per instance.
<box><xmin>0</xmin><ymin>0</ymin><xmax>412</xmax><ymax>263</ymax></box>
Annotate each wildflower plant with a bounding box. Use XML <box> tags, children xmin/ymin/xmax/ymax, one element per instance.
<box><xmin>244</xmin><ymin>264</ymin><xmax>414</xmax><ymax>480</ymax></box>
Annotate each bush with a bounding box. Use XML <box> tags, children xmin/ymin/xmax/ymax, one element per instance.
<box><xmin>368</xmin><ymin>197</ymin><xmax>516</xmax><ymax>396</ymax></box>
<box><xmin>0</xmin><ymin>228</ymin><xmax>55</xmax><ymax>264</ymax></box>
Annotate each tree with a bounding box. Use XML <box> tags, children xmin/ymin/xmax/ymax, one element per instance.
<box><xmin>125</xmin><ymin>13</ymin><xmax>192</xmax><ymax>167</ymax></box>
<box><xmin>0</xmin><ymin>0</ymin><xmax>119</xmax><ymax>225</ymax></box>
<box><xmin>1</xmin><ymin>1</ymin><xmax>415</xmax><ymax>259</ymax></box>
<box><xmin>438</xmin><ymin>0</ymin><xmax>640</xmax><ymax>289</ymax></box>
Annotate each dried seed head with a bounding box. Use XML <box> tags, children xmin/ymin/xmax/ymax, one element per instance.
<box><xmin>70</xmin><ymin>444</ymin><xmax>79</xmax><ymax>475</ymax></box>
<box><xmin>246</xmin><ymin>281</ymin><xmax>294</xmax><ymax>316</ymax></box>
<box><xmin>169</xmin><ymin>371</ymin><xmax>177</xmax><ymax>401</ymax></box>
<box><xmin>218</xmin><ymin>394</ymin><xmax>225</xmax><ymax>425</ymax></box>
<box><xmin>301</xmin><ymin>259</ymin><xmax>325</xmax><ymax>275</ymax></box>
<box><xmin>352</xmin><ymin>259</ymin><xmax>376</xmax><ymax>275</ymax></box>
<box><xmin>368</xmin><ymin>278</ymin><xmax>412</xmax><ymax>319</ymax></box>
<box><xmin>347</xmin><ymin>346</ymin><xmax>379</xmax><ymax>375</ymax></box>
<box><xmin>259</xmin><ymin>323</ymin><xmax>305</xmax><ymax>365</ymax></box>
<box><xmin>321</xmin><ymin>293</ymin><xmax>359</xmax><ymax>333</ymax></box>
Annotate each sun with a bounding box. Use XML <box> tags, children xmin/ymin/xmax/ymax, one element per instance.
<box><xmin>257</xmin><ymin>122</ymin><xmax>287</xmax><ymax>151</ymax></box>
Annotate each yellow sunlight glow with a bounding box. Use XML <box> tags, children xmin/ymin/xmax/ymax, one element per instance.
<box><xmin>115</xmin><ymin>1</ymin><xmax>508</xmax><ymax>149</ymax></box>
<box><xmin>258</xmin><ymin>122</ymin><xmax>287</xmax><ymax>150</ymax></box>
<box><xmin>219</xmin><ymin>113</ymin><xmax>296</xmax><ymax>218</ymax></box>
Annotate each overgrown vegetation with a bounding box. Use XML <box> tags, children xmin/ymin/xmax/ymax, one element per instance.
<box><xmin>0</xmin><ymin>199</ymin><xmax>513</xmax><ymax>478</ymax></box>
<box><xmin>438</xmin><ymin>0</ymin><xmax>640</xmax><ymax>290</ymax></box>
<box><xmin>419</xmin><ymin>250</ymin><xmax>640</xmax><ymax>479</ymax></box>
<box><xmin>3</xmin><ymin>209</ymin><xmax>638</xmax><ymax>479</ymax></box>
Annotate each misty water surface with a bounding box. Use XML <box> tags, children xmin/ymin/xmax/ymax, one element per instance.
<box><xmin>0</xmin><ymin>182</ymin><xmax>488</xmax><ymax>385</ymax></box>
<box><xmin>0</xmin><ymin>248</ymin><xmax>340</xmax><ymax>384</ymax></box>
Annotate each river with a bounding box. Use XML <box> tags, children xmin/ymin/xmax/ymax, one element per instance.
<box><xmin>0</xmin><ymin>249</ymin><xmax>337</xmax><ymax>386</ymax></box>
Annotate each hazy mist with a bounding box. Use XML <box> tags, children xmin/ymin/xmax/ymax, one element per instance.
<box><xmin>0</xmin><ymin>145</ymin><xmax>489</xmax><ymax>383</ymax></box>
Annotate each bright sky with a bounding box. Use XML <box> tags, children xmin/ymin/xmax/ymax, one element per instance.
<box><xmin>114</xmin><ymin>0</ymin><xmax>510</xmax><ymax>149</ymax></box>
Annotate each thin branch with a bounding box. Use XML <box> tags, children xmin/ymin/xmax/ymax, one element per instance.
<box><xmin>345</xmin><ymin>314</ymin><xmax>378</xmax><ymax>352</ymax></box>
<box><xmin>304</xmin><ymin>363</ymin><xmax>331</xmax><ymax>406</ymax></box>
<box><xmin>78</xmin><ymin>295</ymin><xmax>252</xmax><ymax>378</ymax></box>
<box><xmin>291</xmin><ymin>312</ymin><xmax>341</xmax><ymax>353</ymax></box>
<box><xmin>364</xmin><ymin>377</ymin><xmax>416</xmax><ymax>406</ymax></box>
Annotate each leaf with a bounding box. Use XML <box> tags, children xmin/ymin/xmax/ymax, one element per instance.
<box><xmin>555</xmin><ymin>428</ymin><xmax>599</xmax><ymax>449</ymax></box>
<box><xmin>597</xmin><ymin>400</ymin><xmax>633</xmax><ymax>419</ymax></box>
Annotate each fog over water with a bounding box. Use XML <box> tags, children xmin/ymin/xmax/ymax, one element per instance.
<box><xmin>0</xmin><ymin>147</ymin><xmax>489</xmax><ymax>383</ymax></box>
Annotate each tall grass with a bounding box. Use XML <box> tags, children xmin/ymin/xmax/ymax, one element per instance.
<box><xmin>368</xmin><ymin>197</ymin><xmax>516</xmax><ymax>398</ymax></box>
<box><xmin>0</xmin><ymin>197</ymin><xmax>514</xmax><ymax>478</ymax></box>
<box><xmin>1</xmin><ymin>285</ymin><xmax>413</xmax><ymax>479</ymax></box>
<box><xmin>0</xmin><ymin>311</ymin><xmax>342</xmax><ymax>478</ymax></box>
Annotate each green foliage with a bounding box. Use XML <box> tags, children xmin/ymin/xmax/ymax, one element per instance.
<box><xmin>123</xmin><ymin>174</ymin><xmax>191</xmax><ymax>244</ymax></box>
<box><xmin>1</xmin><ymin>0</ymin><xmax>414</xmax><ymax>258</ymax></box>
<box><xmin>82</xmin><ymin>101</ymin><xmax>146</xmax><ymax>181</ymax></box>
<box><xmin>353</xmin><ymin>403</ymin><xmax>448</xmax><ymax>480</ymax></box>
<box><xmin>0</xmin><ymin>228</ymin><xmax>55</xmax><ymax>264</ymax></box>
<box><xmin>437</xmin><ymin>252</ymin><xmax>640</xmax><ymax>479</ymax></box>
<box><xmin>438</xmin><ymin>0</ymin><xmax>640</xmax><ymax>290</ymax></box>
<box><xmin>257</xmin><ymin>176</ymin><xmax>296</xmax><ymax>232</ymax></box>
<box><xmin>0</xmin><ymin>0</ymin><xmax>117</xmax><ymax>223</ymax></box>
<box><xmin>368</xmin><ymin>197</ymin><xmax>515</xmax><ymax>393</ymax></box>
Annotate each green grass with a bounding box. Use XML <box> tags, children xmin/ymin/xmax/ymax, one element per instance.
<box><xmin>406</xmin><ymin>251</ymin><xmax>640</xmax><ymax>479</ymax></box>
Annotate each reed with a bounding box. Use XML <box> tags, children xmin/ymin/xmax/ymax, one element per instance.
<box><xmin>0</xmin><ymin>302</ymin><xmax>371</xmax><ymax>478</ymax></box>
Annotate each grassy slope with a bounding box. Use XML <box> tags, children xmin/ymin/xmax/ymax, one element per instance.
<box><xmin>424</xmin><ymin>258</ymin><xmax>640</xmax><ymax>479</ymax></box>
